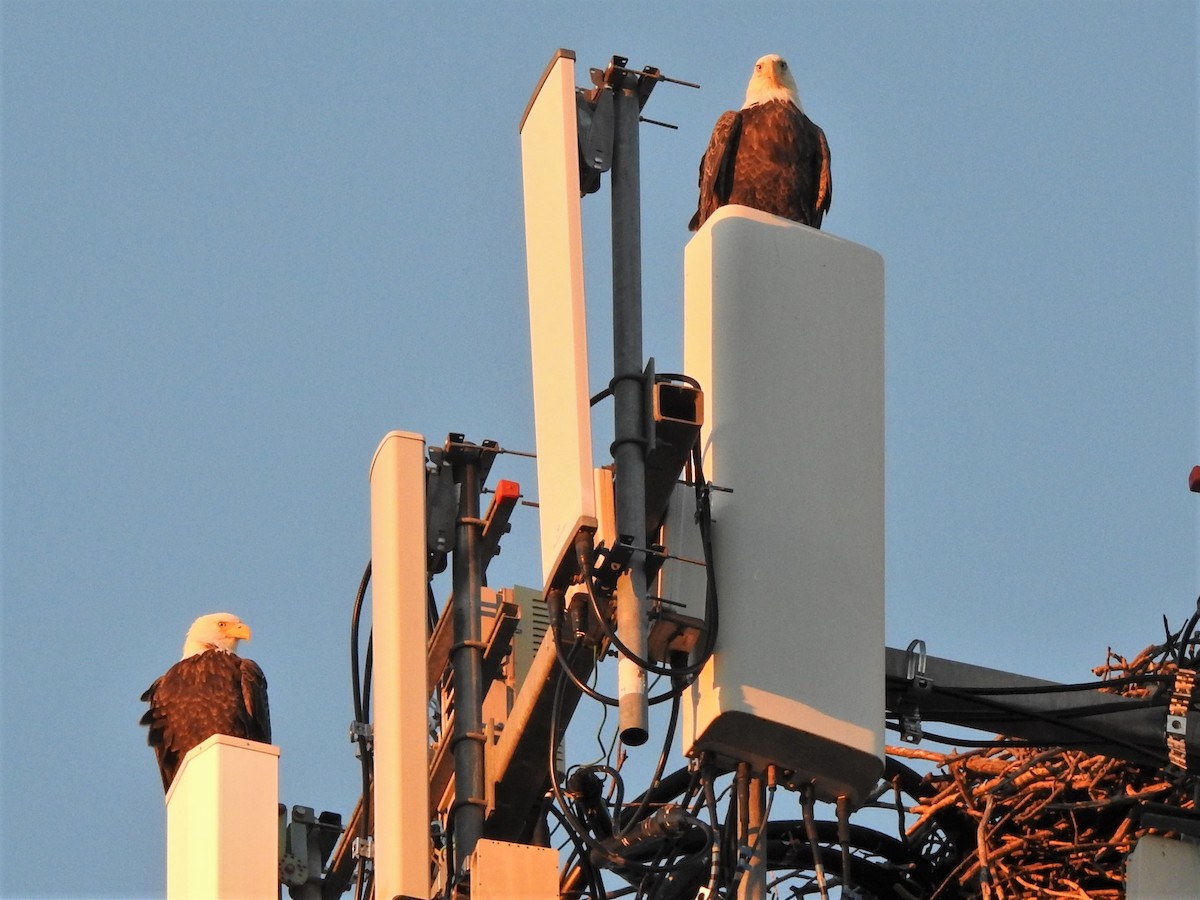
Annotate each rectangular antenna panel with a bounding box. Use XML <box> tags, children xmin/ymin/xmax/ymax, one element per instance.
<box><xmin>1126</xmin><ymin>835</ymin><xmax>1200</xmax><ymax>898</ymax></box>
<box><xmin>676</xmin><ymin>206</ymin><xmax>885</xmax><ymax>802</ymax></box>
<box><xmin>166</xmin><ymin>735</ymin><xmax>279</xmax><ymax>899</ymax></box>
<box><xmin>519</xmin><ymin>49</ymin><xmax>597</xmax><ymax>586</ymax></box>
<box><xmin>369</xmin><ymin>431</ymin><xmax>431</xmax><ymax>900</ymax></box>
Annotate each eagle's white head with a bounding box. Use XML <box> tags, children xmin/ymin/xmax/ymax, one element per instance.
<box><xmin>181</xmin><ymin>612</ymin><xmax>252</xmax><ymax>659</ymax></box>
<box><xmin>743</xmin><ymin>54</ymin><xmax>801</xmax><ymax>110</ymax></box>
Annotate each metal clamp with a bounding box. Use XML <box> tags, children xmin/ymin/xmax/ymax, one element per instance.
<box><xmin>351</xmin><ymin>836</ymin><xmax>374</xmax><ymax>862</ymax></box>
<box><xmin>900</xmin><ymin>639</ymin><xmax>932</xmax><ymax>744</ymax></box>
<box><xmin>1166</xmin><ymin>668</ymin><xmax>1195</xmax><ymax>769</ymax></box>
<box><xmin>591</xmin><ymin>536</ymin><xmax>635</xmax><ymax>597</ymax></box>
<box><xmin>349</xmin><ymin>721</ymin><xmax>373</xmax><ymax>760</ymax></box>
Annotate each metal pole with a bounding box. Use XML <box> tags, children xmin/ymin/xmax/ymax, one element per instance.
<box><xmin>610</xmin><ymin>85</ymin><xmax>649</xmax><ymax>746</ymax></box>
<box><xmin>450</xmin><ymin>448</ymin><xmax>486</xmax><ymax>870</ymax></box>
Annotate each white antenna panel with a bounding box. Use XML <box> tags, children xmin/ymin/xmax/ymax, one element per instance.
<box><xmin>519</xmin><ymin>49</ymin><xmax>597</xmax><ymax>587</ymax></box>
<box><xmin>675</xmin><ymin>206</ymin><xmax>885</xmax><ymax>802</ymax></box>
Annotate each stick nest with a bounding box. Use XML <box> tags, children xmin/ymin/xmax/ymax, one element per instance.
<box><xmin>889</xmin><ymin>640</ymin><xmax>1198</xmax><ymax>899</ymax></box>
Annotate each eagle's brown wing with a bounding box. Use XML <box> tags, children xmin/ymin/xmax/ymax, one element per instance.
<box><xmin>689</xmin><ymin>110</ymin><xmax>743</xmax><ymax>231</ymax></box>
<box><xmin>807</xmin><ymin>114</ymin><xmax>832</xmax><ymax>228</ymax></box>
<box><xmin>239</xmin><ymin>656</ymin><xmax>271</xmax><ymax>745</ymax></box>
<box><xmin>140</xmin><ymin>649</ymin><xmax>272</xmax><ymax>793</ymax></box>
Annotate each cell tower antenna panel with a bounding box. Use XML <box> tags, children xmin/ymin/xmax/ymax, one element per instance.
<box><xmin>519</xmin><ymin>49</ymin><xmax>598</xmax><ymax>587</ymax></box>
<box><xmin>165</xmin><ymin>735</ymin><xmax>280</xmax><ymax>899</ymax></box>
<box><xmin>368</xmin><ymin>431</ymin><xmax>432</xmax><ymax>900</ymax></box>
<box><xmin>1126</xmin><ymin>834</ymin><xmax>1200</xmax><ymax>897</ymax></box>
<box><xmin>678</xmin><ymin>206</ymin><xmax>886</xmax><ymax>803</ymax></box>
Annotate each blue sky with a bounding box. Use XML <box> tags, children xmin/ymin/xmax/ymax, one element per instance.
<box><xmin>2</xmin><ymin>2</ymin><xmax>1196</xmax><ymax>896</ymax></box>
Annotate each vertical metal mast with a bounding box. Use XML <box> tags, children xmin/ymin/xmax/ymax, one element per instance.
<box><xmin>447</xmin><ymin>437</ymin><xmax>488</xmax><ymax>870</ymax></box>
<box><xmin>610</xmin><ymin>81</ymin><xmax>650</xmax><ymax>746</ymax></box>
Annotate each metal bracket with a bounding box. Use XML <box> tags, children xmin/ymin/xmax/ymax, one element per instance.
<box><xmin>351</xmin><ymin>835</ymin><xmax>374</xmax><ymax>862</ymax></box>
<box><xmin>349</xmin><ymin>720</ymin><xmax>373</xmax><ymax>759</ymax></box>
<box><xmin>279</xmin><ymin>804</ymin><xmax>344</xmax><ymax>896</ymax></box>
<box><xmin>1166</xmin><ymin>667</ymin><xmax>1195</xmax><ymax>769</ymax></box>
<box><xmin>591</xmin><ymin>535</ymin><xmax>635</xmax><ymax>597</ymax></box>
<box><xmin>443</xmin><ymin>433</ymin><xmax>499</xmax><ymax>484</ymax></box>
<box><xmin>647</xmin><ymin>596</ymin><xmax>705</xmax><ymax>663</ymax></box>
<box><xmin>899</xmin><ymin>639</ymin><xmax>932</xmax><ymax>744</ymax></box>
<box><xmin>575</xmin><ymin>55</ymin><xmax>698</xmax><ymax>194</ymax></box>
<box><xmin>425</xmin><ymin>450</ymin><xmax>458</xmax><ymax>574</ymax></box>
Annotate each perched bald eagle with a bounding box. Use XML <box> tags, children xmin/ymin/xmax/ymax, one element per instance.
<box><xmin>140</xmin><ymin>613</ymin><xmax>271</xmax><ymax>792</ymax></box>
<box><xmin>689</xmin><ymin>54</ymin><xmax>831</xmax><ymax>231</ymax></box>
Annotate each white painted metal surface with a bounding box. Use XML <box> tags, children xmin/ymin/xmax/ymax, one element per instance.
<box><xmin>369</xmin><ymin>430</ymin><xmax>431</xmax><ymax>900</ymax></box>
<box><xmin>166</xmin><ymin>734</ymin><xmax>280</xmax><ymax>900</ymax></box>
<box><xmin>519</xmin><ymin>49</ymin><xmax>598</xmax><ymax>586</ymax></box>
<box><xmin>676</xmin><ymin>206</ymin><xmax>885</xmax><ymax>802</ymax></box>
<box><xmin>1126</xmin><ymin>834</ymin><xmax>1200</xmax><ymax>898</ymax></box>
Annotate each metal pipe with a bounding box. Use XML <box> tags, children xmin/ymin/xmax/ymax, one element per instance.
<box><xmin>610</xmin><ymin>85</ymin><xmax>649</xmax><ymax>746</ymax></box>
<box><xmin>451</xmin><ymin>450</ymin><xmax>486</xmax><ymax>870</ymax></box>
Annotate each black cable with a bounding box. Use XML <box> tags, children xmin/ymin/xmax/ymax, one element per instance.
<box><xmin>836</xmin><ymin>794</ymin><xmax>852</xmax><ymax>893</ymax></box>
<box><xmin>548</xmin><ymin>802</ymin><xmax>609</xmax><ymax>900</ymax></box>
<box><xmin>618</xmin><ymin>679</ymin><xmax>682</xmax><ymax>836</ymax></box>
<box><xmin>547</xmin><ymin>589</ymin><xmax>684</xmax><ymax>707</ymax></box>
<box><xmin>884</xmin><ymin>720</ymin><xmax>1130</xmax><ymax>752</ymax></box>
<box><xmin>568</xmin><ymin>764</ymin><xmax>624</xmax><ymax>840</ymax></box>
<box><xmin>929</xmin><ymin>682</ymin><xmax>1165</xmax><ymax>762</ymax></box>
<box><xmin>350</xmin><ymin>560</ymin><xmax>372</xmax><ymax>731</ymax></box>
<box><xmin>573</xmin><ymin>442</ymin><xmax>720</xmax><ymax>681</ymax></box>
<box><xmin>700</xmin><ymin>762</ymin><xmax>722</xmax><ymax>897</ymax></box>
<box><xmin>548</xmin><ymin>667</ymin><xmax>712</xmax><ymax>877</ymax></box>
<box><xmin>800</xmin><ymin>784</ymin><xmax>829</xmax><ymax>900</ymax></box>
<box><xmin>427</xmin><ymin>582</ymin><xmax>439</xmax><ymax>633</ymax></box>
<box><xmin>550</xmin><ymin>667</ymin><xmax>647</xmax><ymax>870</ymax></box>
<box><xmin>1043</xmin><ymin>696</ymin><xmax>1161</xmax><ymax>719</ymax></box>
<box><xmin>948</xmin><ymin>672</ymin><xmax>1173</xmax><ymax>695</ymax></box>
<box><xmin>362</xmin><ymin>628</ymin><xmax>373</xmax><ymax>727</ymax></box>
<box><xmin>349</xmin><ymin>560</ymin><xmax>373</xmax><ymax>900</ymax></box>
<box><xmin>540</xmin><ymin>417</ymin><xmax>718</xmax><ymax>686</ymax></box>
<box><xmin>908</xmin><ymin>693</ymin><xmax>1161</xmax><ymax>723</ymax></box>
<box><xmin>590</xmin><ymin>386</ymin><xmax>614</xmax><ymax>407</ymax></box>
<box><xmin>723</xmin><ymin>772</ymin><xmax>739</xmax><ymax>890</ymax></box>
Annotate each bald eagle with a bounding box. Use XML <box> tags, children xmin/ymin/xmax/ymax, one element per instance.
<box><xmin>139</xmin><ymin>613</ymin><xmax>271</xmax><ymax>792</ymax></box>
<box><xmin>689</xmin><ymin>54</ymin><xmax>831</xmax><ymax>231</ymax></box>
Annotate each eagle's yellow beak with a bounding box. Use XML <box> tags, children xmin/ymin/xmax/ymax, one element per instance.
<box><xmin>228</xmin><ymin>622</ymin><xmax>252</xmax><ymax>642</ymax></box>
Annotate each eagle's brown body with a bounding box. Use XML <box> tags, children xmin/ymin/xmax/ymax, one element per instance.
<box><xmin>690</xmin><ymin>94</ymin><xmax>831</xmax><ymax>231</ymax></box>
<box><xmin>140</xmin><ymin>648</ymin><xmax>271</xmax><ymax>792</ymax></box>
